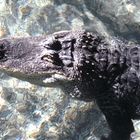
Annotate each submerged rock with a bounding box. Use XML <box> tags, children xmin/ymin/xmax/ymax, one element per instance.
<box><xmin>0</xmin><ymin>73</ymin><xmax>109</xmax><ymax>140</ymax></box>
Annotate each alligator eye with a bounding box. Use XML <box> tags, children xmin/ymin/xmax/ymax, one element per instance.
<box><xmin>51</xmin><ymin>40</ymin><xmax>62</xmax><ymax>51</ymax></box>
<box><xmin>43</xmin><ymin>39</ymin><xmax>62</xmax><ymax>51</ymax></box>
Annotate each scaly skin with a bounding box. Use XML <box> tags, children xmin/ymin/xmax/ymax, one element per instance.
<box><xmin>0</xmin><ymin>30</ymin><xmax>140</xmax><ymax>140</ymax></box>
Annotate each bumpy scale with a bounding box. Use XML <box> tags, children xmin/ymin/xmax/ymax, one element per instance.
<box><xmin>0</xmin><ymin>30</ymin><xmax>140</xmax><ymax>140</ymax></box>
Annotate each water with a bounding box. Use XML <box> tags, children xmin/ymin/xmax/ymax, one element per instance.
<box><xmin>0</xmin><ymin>0</ymin><xmax>140</xmax><ymax>140</ymax></box>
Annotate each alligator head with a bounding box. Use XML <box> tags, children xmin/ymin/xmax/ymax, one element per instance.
<box><xmin>0</xmin><ymin>30</ymin><xmax>125</xmax><ymax>101</ymax></box>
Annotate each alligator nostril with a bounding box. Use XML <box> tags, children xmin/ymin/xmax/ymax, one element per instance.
<box><xmin>0</xmin><ymin>44</ymin><xmax>5</xmax><ymax>50</ymax></box>
<box><xmin>0</xmin><ymin>43</ymin><xmax>8</xmax><ymax>61</ymax></box>
<box><xmin>0</xmin><ymin>51</ymin><xmax>5</xmax><ymax>59</ymax></box>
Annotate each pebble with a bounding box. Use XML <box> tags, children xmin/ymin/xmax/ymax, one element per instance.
<box><xmin>17</xmin><ymin>114</ymin><xmax>25</xmax><ymax>125</ymax></box>
<box><xmin>126</xmin><ymin>4</ymin><xmax>136</xmax><ymax>13</ymax></box>
<box><xmin>71</xmin><ymin>18</ymin><xmax>84</xmax><ymax>29</ymax></box>
<box><xmin>34</xmin><ymin>0</ymin><xmax>54</xmax><ymax>7</ymax></box>
<box><xmin>0</xmin><ymin>96</ymin><xmax>6</xmax><ymax>110</ymax></box>
<box><xmin>0</xmin><ymin>26</ymin><xmax>7</xmax><ymax>37</ymax></box>
<box><xmin>0</xmin><ymin>0</ymin><xmax>10</xmax><ymax>14</ymax></box>
<box><xmin>0</xmin><ymin>16</ymin><xmax>8</xmax><ymax>37</ymax></box>
<box><xmin>19</xmin><ymin>5</ymin><xmax>32</xmax><ymax>19</ymax></box>
<box><xmin>26</xmin><ymin>124</ymin><xmax>40</xmax><ymax>138</ymax></box>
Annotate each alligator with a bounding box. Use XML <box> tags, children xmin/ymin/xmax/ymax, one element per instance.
<box><xmin>0</xmin><ymin>30</ymin><xmax>140</xmax><ymax>140</ymax></box>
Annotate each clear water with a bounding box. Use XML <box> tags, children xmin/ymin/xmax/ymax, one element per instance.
<box><xmin>0</xmin><ymin>0</ymin><xmax>140</xmax><ymax>140</ymax></box>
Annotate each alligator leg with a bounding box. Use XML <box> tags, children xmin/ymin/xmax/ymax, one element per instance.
<box><xmin>96</xmin><ymin>91</ymin><xmax>134</xmax><ymax>140</ymax></box>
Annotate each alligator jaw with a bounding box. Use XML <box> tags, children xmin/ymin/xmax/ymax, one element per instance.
<box><xmin>0</xmin><ymin>32</ymin><xmax>78</xmax><ymax>86</ymax></box>
<box><xmin>0</xmin><ymin>30</ymin><xmax>95</xmax><ymax>87</ymax></box>
<box><xmin>0</xmin><ymin>65</ymin><xmax>73</xmax><ymax>87</ymax></box>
